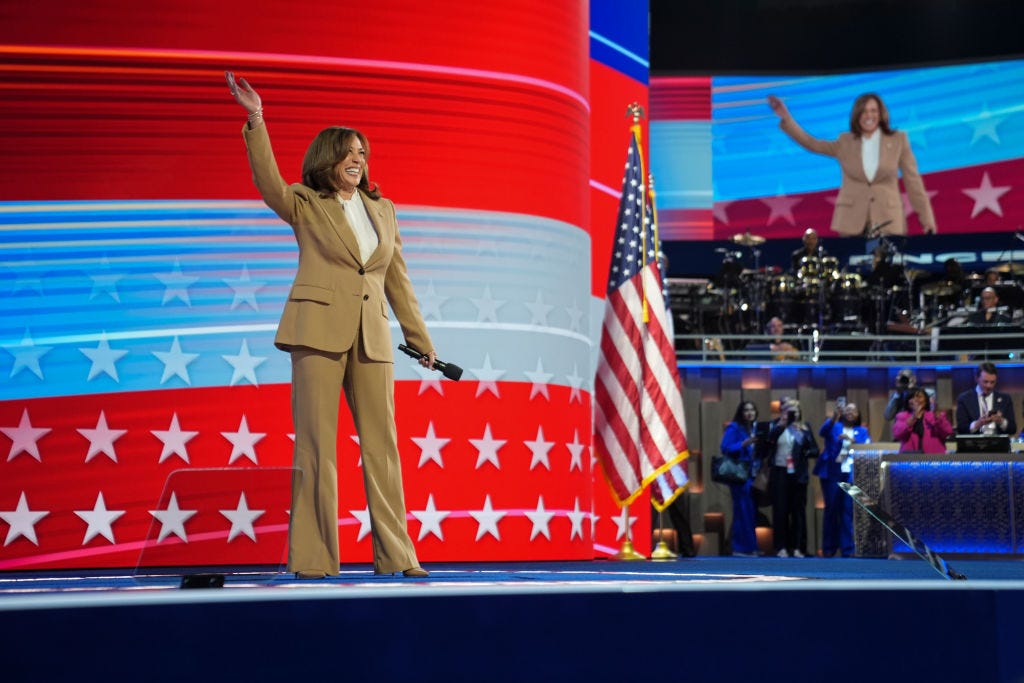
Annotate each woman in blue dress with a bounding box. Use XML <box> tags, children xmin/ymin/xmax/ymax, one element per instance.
<box><xmin>720</xmin><ymin>401</ymin><xmax>763</xmax><ymax>556</ymax></box>
<box><xmin>815</xmin><ymin>400</ymin><xmax>870</xmax><ymax>557</ymax></box>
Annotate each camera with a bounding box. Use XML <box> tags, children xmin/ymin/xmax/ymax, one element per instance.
<box><xmin>897</xmin><ymin>375</ymin><xmax>910</xmax><ymax>388</ymax></box>
<box><xmin>786</xmin><ymin>410</ymin><xmax>797</xmax><ymax>424</ymax></box>
<box><xmin>989</xmin><ymin>409</ymin><xmax>999</xmax><ymax>417</ymax></box>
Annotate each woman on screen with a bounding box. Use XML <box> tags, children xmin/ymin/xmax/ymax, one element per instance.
<box><xmin>225</xmin><ymin>71</ymin><xmax>435</xmax><ymax>580</ymax></box>
<box><xmin>767</xmin><ymin>93</ymin><xmax>936</xmax><ymax>237</ymax></box>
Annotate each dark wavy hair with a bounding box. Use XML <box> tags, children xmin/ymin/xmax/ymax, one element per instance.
<box><xmin>849</xmin><ymin>93</ymin><xmax>893</xmax><ymax>136</ymax></box>
<box><xmin>732</xmin><ymin>401</ymin><xmax>758</xmax><ymax>424</ymax></box>
<box><xmin>301</xmin><ymin>126</ymin><xmax>380</xmax><ymax>199</ymax></box>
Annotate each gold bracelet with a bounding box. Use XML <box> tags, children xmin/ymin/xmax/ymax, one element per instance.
<box><xmin>247</xmin><ymin>108</ymin><xmax>264</xmax><ymax>120</ymax></box>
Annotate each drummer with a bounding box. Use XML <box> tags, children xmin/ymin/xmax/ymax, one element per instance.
<box><xmin>791</xmin><ymin>228</ymin><xmax>827</xmax><ymax>274</ymax></box>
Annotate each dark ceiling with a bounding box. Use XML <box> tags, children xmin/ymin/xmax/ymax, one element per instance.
<box><xmin>650</xmin><ymin>0</ymin><xmax>1024</xmax><ymax>73</ymax></box>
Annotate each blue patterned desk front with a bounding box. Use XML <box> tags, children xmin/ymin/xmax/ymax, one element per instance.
<box><xmin>882</xmin><ymin>455</ymin><xmax>1023</xmax><ymax>556</ymax></box>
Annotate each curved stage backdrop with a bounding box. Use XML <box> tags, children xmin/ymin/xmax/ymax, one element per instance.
<box><xmin>0</xmin><ymin>0</ymin><xmax>656</xmax><ymax>569</ymax></box>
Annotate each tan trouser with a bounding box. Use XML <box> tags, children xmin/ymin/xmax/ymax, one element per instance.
<box><xmin>288</xmin><ymin>332</ymin><xmax>418</xmax><ymax>575</ymax></box>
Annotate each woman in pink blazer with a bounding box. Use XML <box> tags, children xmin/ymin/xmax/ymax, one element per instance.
<box><xmin>893</xmin><ymin>387</ymin><xmax>953</xmax><ymax>454</ymax></box>
<box><xmin>767</xmin><ymin>93</ymin><xmax>936</xmax><ymax>237</ymax></box>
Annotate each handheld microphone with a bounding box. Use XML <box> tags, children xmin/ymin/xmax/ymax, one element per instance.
<box><xmin>398</xmin><ymin>344</ymin><xmax>463</xmax><ymax>381</ymax></box>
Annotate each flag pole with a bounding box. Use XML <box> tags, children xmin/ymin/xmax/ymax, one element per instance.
<box><xmin>607</xmin><ymin>102</ymin><xmax>650</xmax><ymax>563</ymax></box>
<box><xmin>651</xmin><ymin>508</ymin><xmax>678</xmax><ymax>560</ymax></box>
<box><xmin>611</xmin><ymin>504</ymin><xmax>646</xmax><ymax>560</ymax></box>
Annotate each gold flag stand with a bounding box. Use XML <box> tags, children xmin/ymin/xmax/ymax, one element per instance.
<box><xmin>650</xmin><ymin>509</ymin><xmax>678</xmax><ymax>560</ymax></box>
<box><xmin>612</xmin><ymin>506</ymin><xmax>646</xmax><ymax>560</ymax></box>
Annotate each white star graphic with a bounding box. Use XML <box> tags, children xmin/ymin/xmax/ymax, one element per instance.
<box><xmin>74</xmin><ymin>492</ymin><xmax>126</xmax><ymax>544</ymax></box>
<box><xmin>221</xmin><ymin>415</ymin><xmax>266</xmax><ymax>464</ymax></box>
<box><xmin>223</xmin><ymin>264</ymin><xmax>264</xmax><ymax>311</ymax></box>
<box><xmin>524</xmin><ymin>291</ymin><xmax>554</xmax><ymax>326</ymax></box>
<box><xmin>350</xmin><ymin>434</ymin><xmax>363</xmax><ymax>467</ymax></box>
<box><xmin>525</xmin><ymin>425</ymin><xmax>555</xmax><ymax>471</ymax></box>
<box><xmin>566</xmin><ymin>364</ymin><xmax>584</xmax><ymax>403</ymax></box>
<box><xmin>4</xmin><ymin>329</ymin><xmax>53</xmax><ymax>380</ymax></box>
<box><xmin>89</xmin><ymin>257</ymin><xmax>124</xmax><ymax>303</ymax></box>
<box><xmin>612</xmin><ymin>505</ymin><xmax>638</xmax><ymax>541</ymax></box>
<box><xmin>220</xmin><ymin>492</ymin><xmax>265</xmax><ymax>542</ymax></box>
<box><xmin>155</xmin><ymin>259</ymin><xmax>200</xmax><ymax>306</ymax></box>
<box><xmin>0</xmin><ymin>492</ymin><xmax>50</xmax><ymax>546</ymax></box>
<box><xmin>565</xmin><ymin>299</ymin><xmax>585</xmax><ymax>333</ymax></box>
<box><xmin>469</xmin><ymin>423</ymin><xmax>506</xmax><ymax>470</ymax></box>
<box><xmin>77</xmin><ymin>411</ymin><xmax>127</xmax><ymax>463</ymax></box>
<box><xmin>79</xmin><ymin>332</ymin><xmax>128</xmax><ymax>382</ymax></box>
<box><xmin>760</xmin><ymin>193</ymin><xmax>802</xmax><ymax>227</ymax></box>
<box><xmin>470</xmin><ymin>286</ymin><xmax>507</xmax><ymax>323</ymax></box>
<box><xmin>566</xmin><ymin>429</ymin><xmax>585</xmax><ymax>472</ymax></box>
<box><xmin>524</xmin><ymin>358</ymin><xmax>554</xmax><ymax>401</ymax></box>
<box><xmin>418</xmin><ymin>280</ymin><xmax>449</xmax><ymax>321</ymax></box>
<box><xmin>149</xmin><ymin>492</ymin><xmax>198</xmax><ymax>543</ymax></box>
<box><xmin>412</xmin><ymin>421</ymin><xmax>450</xmax><ymax>469</ymax></box>
<box><xmin>963</xmin><ymin>172</ymin><xmax>1011</xmax><ymax>219</ymax></box>
<box><xmin>12</xmin><ymin>277</ymin><xmax>43</xmax><ymax>296</ymax></box>
<box><xmin>152</xmin><ymin>413</ymin><xmax>199</xmax><ymax>464</ymax></box>
<box><xmin>349</xmin><ymin>507</ymin><xmax>372</xmax><ymax>542</ymax></box>
<box><xmin>412</xmin><ymin>363</ymin><xmax>444</xmax><ymax>396</ymax></box>
<box><xmin>222</xmin><ymin>339</ymin><xmax>267</xmax><ymax>387</ymax></box>
<box><xmin>901</xmin><ymin>189</ymin><xmax>939</xmax><ymax>218</ymax></box>
<box><xmin>152</xmin><ymin>336</ymin><xmax>199</xmax><ymax>385</ymax></box>
<box><xmin>1</xmin><ymin>409</ymin><xmax>52</xmax><ymax>462</ymax></box>
<box><xmin>712</xmin><ymin>200</ymin><xmax>734</xmax><ymax>225</ymax></box>
<box><xmin>969</xmin><ymin>105</ymin><xmax>1007</xmax><ymax>146</ymax></box>
<box><xmin>468</xmin><ymin>495</ymin><xmax>507</xmax><ymax>541</ymax></box>
<box><xmin>411</xmin><ymin>494</ymin><xmax>450</xmax><ymax>541</ymax></box>
<box><xmin>524</xmin><ymin>495</ymin><xmax>555</xmax><ymax>541</ymax></box>
<box><xmin>470</xmin><ymin>354</ymin><xmax>506</xmax><ymax>398</ymax></box>
<box><xmin>567</xmin><ymin>497</ymin><xmax>587</xmax><ymax>541</ymax></box>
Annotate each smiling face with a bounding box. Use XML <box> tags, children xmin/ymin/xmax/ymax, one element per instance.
<box><xmin>334</xmin><ymin>134</ymin><xmax>366</xmax><ymax>197</ymax></box>
<box><xmin>908</xmin><ymin>390</ymin><xmax>928</xmax><ymax>413</ymax></box>
<box><xmin>859</xmin><ymin>98</ymin><xmax>880</xmax><ymax>135</ymax></box>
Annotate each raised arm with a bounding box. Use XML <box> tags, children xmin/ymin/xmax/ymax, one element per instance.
<box><xmin>226</xmin><ymin>71</ymin><xmax>263</xmax><ymax>128</ymax></box>
<box><xmin>768</xmin><ymin>94</ymin><xmax>839</xmax><ymax>158</ymax></box>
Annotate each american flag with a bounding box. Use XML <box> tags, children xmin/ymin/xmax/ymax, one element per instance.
<box><xmin>594</xmin><ymin>126</ymin><xmax>689</xmax><ymax>511</ymax></box>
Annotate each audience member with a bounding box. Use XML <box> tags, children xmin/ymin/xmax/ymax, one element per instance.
<box><xmin>893</xmin><ymin>387</ymin><xmax>953</xmax><ymax>453</ymax></box>
<box><xmin>883</xmin><ymin>368</ymin><xmax>916</xmax><ymax>421</ymax></box>
<box><xmin>720</xmin><ymin>401</ymin><xmax>764</xmax><ymax>557</ymax></box>
<box><xmin>815</xmin><ymin>400</ymin><xmax>870</xmax><ymax>558</ymax></box>
<box><xmin>762</xmin><ymin>398</ymin><xmax>819</xmax><ymax>558</ymax></box>
<box><xmin>765</xmin><ymin>316</ymin><xmax>800</xmax><ymax>360</ymax></box>
<box><xmin>955</xmin><ymin>362</ymin><xmax>1017</xmax><ymax>436</ymax></box>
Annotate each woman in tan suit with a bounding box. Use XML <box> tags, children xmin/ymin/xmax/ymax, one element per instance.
<box><xmin>767</xmin><ymin>92</ymin><xmax>936</xmax><ymax>237</ymax></box>
<box><xmin>226</xmin><ymin>72</ymin><xmax>435</xmax><ymax>579</ymax></box>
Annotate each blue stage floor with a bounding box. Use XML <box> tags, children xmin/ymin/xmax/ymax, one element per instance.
<box><xmin>3</xmin><ymin>558</ymin><xmax>1023</xmax><ymax>682</ymax></box>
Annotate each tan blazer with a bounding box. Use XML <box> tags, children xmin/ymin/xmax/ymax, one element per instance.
<box><xmin>780</xmin><ymin>118</ymin><xmax>936</xmax><ymax>237</ymax></box>
<box><xmin>243</xmin><ymin>124</ymin><xmax>433</xmax><ymax>360</ymax></box>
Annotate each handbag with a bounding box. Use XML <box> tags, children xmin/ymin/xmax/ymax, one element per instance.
<box><xmin>751</xmin><ymin>462</ymin><xmax>771</xmax><ymax>506</ymax></box>
<box><xmin>710</xmin><ymin>454</ymin><xmax>750</xmax><ymax>485</ymax></box>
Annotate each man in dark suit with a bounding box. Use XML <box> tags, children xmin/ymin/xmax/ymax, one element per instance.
<box><xmin>955</xmin><ymin>362</ymin><xmax>1017</xmax><ymax>436</ymax></box>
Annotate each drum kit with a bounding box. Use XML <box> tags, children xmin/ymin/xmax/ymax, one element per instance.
<box><xmin>671</xmin><ymin>231</ymin><xmax>1024</xmax><ymax>339</ymax></box>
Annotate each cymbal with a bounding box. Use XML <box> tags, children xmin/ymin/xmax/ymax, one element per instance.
<box><xmin>992</xmin><ymin>263</ymin><xmax>1024</xmax><ymax>275</ymax></box>
<box><xmin>731</xmin><ymin>232</ymin><xmax>766</xmax><ymax>246</ymax></box>
<box><xmin>921</xmin><ymin>281</ymin><xmax>958</xmax><ymax>297</ymax></box>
